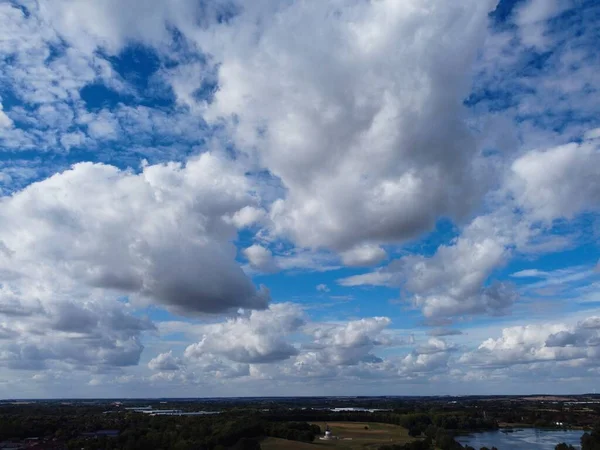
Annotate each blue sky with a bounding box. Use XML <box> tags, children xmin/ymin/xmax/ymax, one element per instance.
<box><xmin>0</xmin><ymin>0</ymin><xmax>599</xmax><ymax>398</ymax></box>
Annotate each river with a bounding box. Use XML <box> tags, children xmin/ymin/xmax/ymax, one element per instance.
<box><xmin>458</xmin><ymin>428</ymin><xmax>584</xmax><ymax>449</ymax></box>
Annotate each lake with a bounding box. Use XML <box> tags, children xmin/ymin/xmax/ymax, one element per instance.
<box><xmin>458</xmin><ymin>428</ymin><xmax>584</xmax><ymax>449</ymax></box>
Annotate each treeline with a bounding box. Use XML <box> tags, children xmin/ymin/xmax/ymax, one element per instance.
<box><xmin>0</xmin><ymin>407</ymin><xmax>321</xmax><ymax>450</ymax></box>
<box><xmin>581</xmin><ymin>426</ymin><xmax>600</xmax><ymax>450</ymax></box>
<box><xmin>0</xmin><ymin>404</ymin><xmax>116</xmax><ymax>441</ymax></box>
<box><xmin>260</xmin><ymin>409</ymin><xmax>497</xmax><ymax>433</ymax></box>
<box><xmin>554</xmin><ymin>427</ymin><xmax>600</xmax><ymax>450</ymax></box>
<box><xmin>64</xmin><ymin>417</ymin><xmax>267</xmax><ymax>450</ymax></box>
<box><xmin>263</xmin><ymin>422</ymin><xmax>320</xmax><ymax>442</ymax></box>
<box><xmin>397</xmin><ymin>412</ymin><xmax>497</xmax><ymax>435</ymax></box>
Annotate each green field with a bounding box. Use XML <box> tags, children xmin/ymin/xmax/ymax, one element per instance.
<box><xmin>261</xmin><ymin>422</ymin><xmax>416</xmax><ymax>449</ymax></box>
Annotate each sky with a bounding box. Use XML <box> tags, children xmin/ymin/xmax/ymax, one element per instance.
<box><xmin>0</xmin><ymin>0</ymin><xmax>599</xmax><ymax>398</ymax></box>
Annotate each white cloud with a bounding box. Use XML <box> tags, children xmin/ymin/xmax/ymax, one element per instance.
<box><xmin>227</xmin><ymin>206</ymin><xmax>266</xmax><ymax>229</ymax></box>
<box><xmin>510</xmin><ymin>137</ymin><xmax>600</xmax><ymax>222</ymax></box>
<box><xmin>417</xmin><ymin>338</ymin><xmax>456</xmax><ymax>355</ymax></box>
<box><xmin>0</xmin><ymin>0</ymin><xmax>598</xmax><ymax>395</ymax></box>
<box><xmin>0</xmin><ymin>300</ymin><xmax>154</xmax><ymax>370</ymax></box>
<box><xmin>187</xmin><ymin>354</ymin><xmax>250</xmax><ymax>380</ymax></box>
<box><xmin>511</xmin><ymin>269</ymin><xmax>548</xmax><ymax>278</ymax></box>
<box><xmin>340</xmin><ymin>244</ymin><xmax>387</xmax><ymax>267</ymax></box>
<box><xmin>34</xmin><ymin>0</ymin><xmax>176</xmax><ymax>55</ymax></box>
<box><xmin>514</xmin><ymin>0</ymin><xmax>569</xmax><ymax>50</ymax></box>
<box><xmin>149</xmin><ymin>353</ymin><xmax>251</xmax><ymax>384</ymax></box>
<box><xmin>584</xmin><ymin>128</ymin><xmax>600</xmax><ymax>141</ymax></box>
<box><xmin>59</xmin><ymin>131</ymin><xmax>87</xmax><ymax>150</ymax></box>
<box><xmin>148</xmin><ymin>351</ymin><xmax>182</xmax><ymax>371</ymax></box>
<box><xmin>305</xmin><ymin>317</ymin><xmax>391</xmax><ymax>366</ymax></box>
<box><xmin>337</xmin><ymin>271</ymin><xmax>393</xmax><ymax>287</ymax></box>
<box><xmin>151</xmin><ymin>313</ymin><xmax>430</xmax><ymax>386</ymax></box>
<box><xmin>461</xmin><ymin>318</ymin><xmax>600</xmax><ymax>369</ymax></box>
<box><xmin>274</xmin><ymin>249</ymin><xmax>339</xmax><ymax>273</ymax></box>
<box><xmin>0</xmin><ymin>102</ymin><xmax>13</xmax><ymax>129</ymax></box>
<box><xmin>579</xmin><ymin>317</ymin><xmax>600</xmax><ymax>330</ymax></box>
<box><xmin>81</xmin><ymin>110</ymin><xmax>121</xmax><ymax>140</ymax></box>
<box><xmin>472</xmin><ymin>0</ymin><xmax>600</xmax><ymax>149</ymax></box>
<box><xmin>243</xmin><ymin>244</ymin><xmax>278</xmax><ymax>273</ymax></box>
<box><xmin>513</xmin><ymin>265</ymin><xmax>598</xmax><ymax>295</ymax></box>
<box><xmin>0</xmin><ymin>152</ymin><xmax>269</xmax><ymax>315</ymax></box>
<box><xmin>197</xmin><ymin>0</ymin><xmax>498</xmax><ymax>253</ymax></box>
<box><xmin>316</xmin><ymin>284</ymin><xmax>330</xmax><ymax>293</ymax></box>
<box><xmin>0</xmin><ymin>3</ymin><xmax>118</xmax><ymax>107</ymax></box>
<box><xmin>399</xmin><ymin>350</ymin><xmax>451</xmax><ymax>376</ymax></box>
<box><xmin>0</xmin><ymin>2</ymin><xmax>215</xmax><ymax>161</ymax></box>
<box><xmin>184</xmin><ymin>304</ymin><xmax>304</xmax><ymax>364</ymax></box>
<box><xmin>404</xmin><ymin>234</ymin><xmax>513</xmax><ymax>319</ymax></box>
<box><xmin>515</xmin><ymin>0</ymin><xmax>566</xmax><ymax>26</ymax></box>
<box><xmin>338</xmin><ymin>214</ymin><xmax>517</xmax><ymax>320</ymax></box>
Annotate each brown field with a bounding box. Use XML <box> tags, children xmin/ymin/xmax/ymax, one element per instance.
<box><xmin>261</xmin><ymin>422</ymin><xmax>416</xmax><ymax>450</ymax></box>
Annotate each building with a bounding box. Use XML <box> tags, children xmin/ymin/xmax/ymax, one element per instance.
<box><xmin>319</xmin><ymin>425</ymin><xmax>337</xmax><ymax>441</ymax></box>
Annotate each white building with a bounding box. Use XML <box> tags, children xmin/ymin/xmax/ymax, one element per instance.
<box><xmin>319</xmin><ymin>425</ymin><xmax>337</xmax><ymax>441</ymax></box>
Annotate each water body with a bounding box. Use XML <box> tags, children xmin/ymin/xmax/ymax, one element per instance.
<box><xmin>458</xmin><ymin>428</ymin><xmax>583</xmax><ymax>450</ymax></box>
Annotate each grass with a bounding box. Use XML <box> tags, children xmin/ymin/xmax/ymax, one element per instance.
<box><xmin>261</xmin><ymin>422</ymin><xmax>416</xmax><ymax>450</ymax></box>
<box><xmin>261</xmin><ymin>437</ymin><xmax>326</xmax><ymax>449</ymax></box>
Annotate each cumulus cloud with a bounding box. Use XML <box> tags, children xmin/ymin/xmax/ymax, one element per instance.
<box><xmin>195</xmin><ymin>0</ymin><xmax>499</xmax><ymax>253</ymax></box>
<box><xmin>227</xmin><ymin>206</ymin><xmax>266</xmax><ymax>229</ymax></box>
<box><xmin>150</xmin><ymin>313</ymin><xmax>443</xmax><ymax>386</ymax></box>
<box><xmin>0</xmin><ymin>0</ymin><xmax>599</xmax><ymax>395</ymax></box>
<box><xmin>149</xmin><ymin>354</ymin><xmax>251</xmax><ymax>385</ymax></box>
<box><xmin>0</xmin><ymin>300</ymin><xmax>154</xmax><ymax>370</ymax></box>
<box><xmin>399</xmin><ymin>350</ymin><xmax>452</xmax><ymax>377</ymax></box>
<box><xmin>417</xmin><ymin>338</ymin><xmax>457</xmax><ymax>355</ymax></box>
<box><xmin>579</xmin><ymin>317</ymin><xmax>600</xmax><ymax>330</ymax></box>
<box><xmin>0</xmin><ymin>152</ymin><xmax>269</xmax><ymax>315</ymax></box>
<box><xmin>401</xmin><ymin>234</ymin><xmax>514</xmax><ymax>320</ymax></box>
<box><xmin>148</xmin><ymin>351</ymin><xmax>182</xmax><ymax>371</ymax></box>
<box><xmin>184</xmin><ymin>304</ymin><xmax>304</xmax><ymax>364</ymax></box>
<box><xmin>186</xmin><ymin>355</ymin><xmax>250</xmax><ymax>380</ymax></box>
<box><xmin>340</xmin><ymin>245</ymin><xmax>387</xmax><ymax>267</ymax></box>
<box><xmin>389</xmin><ymin>337</ymin><xmax>457</xmax><ymax>378</ymax></box>
<box><xmin>147</xmin><ymin>313</ymin><xmax>434</xmax><ymax>387</ymax></box>
<box><xmin>461</xmin><ymin>318</ymin><xmax>600</xmax><ymax>369</ymax></box>
<box><xmin>243</xmin><ymin>244</ymin><xmax>278</xmax><ymax>273</ymax></box>
<box><xmin>510</xmin><ymin>137</ymin><xmax>600</xmax><ymax>222</ymax></box>
<box><xmin>304</xmin><ymin>317</ymin><xmax>392</xmax><ymax>366</ymax></box>
<box><xmin>338</xmin><ymin>214</ymin><xmax>517</xmax><ymax>320</ymax></box>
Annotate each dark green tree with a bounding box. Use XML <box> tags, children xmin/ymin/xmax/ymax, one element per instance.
<box><xmin>556</xmin><ymin>443</ymin><xmax>576</xmax><ymax>450</ymax></box>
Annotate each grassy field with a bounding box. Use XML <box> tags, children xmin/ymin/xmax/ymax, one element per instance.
<box><xmin>261</xmin><ymin>422</ymin><xmax>416</xmax><ymax>450</ymax></box>
<box><xmin>261</xmin><ymin>437</ymin><xmax>325</xmax><ymax>449</ymax></box>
